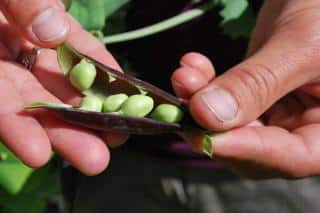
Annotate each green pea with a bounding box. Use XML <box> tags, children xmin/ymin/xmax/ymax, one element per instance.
<box><xmin>69</xmin><ymin>59</ymin><xmax>96</xmax><ymax>91</ymax></box>
<box><xmin>103</xmin><ymin>94</ymin><xmax>128</xmax><ymax>113</ymax></box>
<box><xmin>121</xmin><ymin>95</ymin><xmax>154</xmax><ymax>118</ymax></box>
<box><xmin>151</xmin><ymin>104</ymin><xmax>183</xmax><ymax>123</ymax></box>
<box><xmin>79</xmin><ymin>95</ymin><xmax>102</xmax><ymax>112</ymax></box>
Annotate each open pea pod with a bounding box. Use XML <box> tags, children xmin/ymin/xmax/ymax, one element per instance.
<box><xmin>27</xmin><ymin>102</ymin><xmax>183</xmax><ymax>135</ymax></box>
<box><xmin>26</xmin><ymin>43</ymin><xmax>211</xmax><ymax>140</ymax></box>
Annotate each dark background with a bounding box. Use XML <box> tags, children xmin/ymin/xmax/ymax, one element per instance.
<box><xmin>109</xmin><ymin>0</ymin><xmax>263</xmax><ymax>93</ymax></box>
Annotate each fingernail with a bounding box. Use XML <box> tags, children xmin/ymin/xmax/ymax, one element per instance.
<box><xmin>31</xmin><ymin>8</ymin><xmax>69</xmax><ymax>42</ymax></box>
<box><xmin>200</xmin><ymin>88</ymin><xmax>238</xmax><ymax>122</ymax></box>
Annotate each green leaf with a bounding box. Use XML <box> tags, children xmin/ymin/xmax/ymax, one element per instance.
<box><xmin>222</xmin><ymin>5</ymin><xmax>256</xmax><ymax>38</ymax></box>
<box><xmin>103</xmin><ymin>8</ymin><xmax>128</xmax><ymax>36</ymax></box>
<box><xmin>219</xmin><ymin>0</ymin><xmax>248</xmax><ymax>23</ymax></box>
<box><xmin>0</xmin><ymin>162</ymin><xmax>61</xmax><ymax>213</ymax></box>
<box><xmin>0</xmin><ymin>143</ymin><xmax>19</xmax><ymax>162</ymax></box>
<box><xmin>69</xmin><ymin>0</ymin><xmax>130</xmax><ymax>30</ymax></box>
<box><xmin>0</xmin><ymin>143</ymin><xmax>33</xmax><ymax>195</ymax></box>
<box><xmin>0</xmin><ymin>163</ymin><xmax>33</xmax><ymax>195</ymax></box>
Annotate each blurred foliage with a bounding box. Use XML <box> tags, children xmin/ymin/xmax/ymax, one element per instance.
<box><xmin>69</xmin><ymin>0</ymin><xmax>130</xmax><ymax>30</ymax></box>
<box><xmin>0</xmin><ymin>162</ymin><xmax>61</xmax><ymax>213</ymax></box>
<box><xmin>222</xmin><ymin>5</ymin><xmax>256</xmax><ymax>38</ymax></box>
<box><xmin>0</xmin><ymin>143</ymin><xmax>33</xmax><ymax>195</ymax></box>
<box><xmin>0</xmin><ymin>143</ymin><xmax>61</xmax><ymax>213</ymax></box>
<box><xmin>69</xmin><ymin>0</ymin><xmax>255</xmax><ymax>39</ymax></box>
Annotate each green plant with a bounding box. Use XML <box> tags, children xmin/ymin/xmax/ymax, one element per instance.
<box><xmin>0</xmin><ymin>143</ymin><xmax>61</xmax><ymax>213</ymax></box>
<box><xmin>68</xmin><ymin>0</ymin><xmax>256</xmax><ymax>44</ymax></box>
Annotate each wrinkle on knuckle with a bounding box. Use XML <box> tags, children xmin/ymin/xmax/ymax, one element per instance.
<box><xmin>231</xmin><ymin>64</ymin><xmax>279</xmax><ymax>110</ymax></box>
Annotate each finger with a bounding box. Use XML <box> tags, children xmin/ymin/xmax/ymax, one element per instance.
<box><xmin>192</xmin><ymin>125</ymin><xmax>320</xmax><ymax>178</ymax></box>
<box><xmin>180</xmin><ymin>52</ymin><xmax>215</xmax><ymax>79</ymax></box>
<box><xmin>38</xmin><ymin>114</ymin><xmax>110</xmax><ymax>176</ymax></box>
<box><xmin>269</xmin><ymin>93</ymin><xmax>320</xmax><ymax>128</ymax></box>
<box><xmin>171</xmin><ymin>53</ymin><xmax>215</xmax><ymax>98</ymax></box>
<box><xmin>299</xmin><ymin>83</ymin><xmax>320</xmax><ymax>98</ymax></box>
<box><xmin>267</xmin><ymin>95</ymin><xmax>305</xmax><ymax>130</ymax></box>
<box><xmin>3</xmin><ymin>61</ymin><xmax>109</xmax><ymax>175</ymax></box>
<box><xmin>0</xmin><ymin>69</ymin><xmax>51</xmax><ymax>167</ymax></box>
<box><xmin>0</xmin><ymin>0</ymin><xmax>69</xmax><ymax>47</ymax></box>
<box><xmin>189</xmin><ymin>30</ymin><xmax>320</xmax><ymax>131</ymax></box>
<box><xmin>171</xmin><ymin>67</ymin><xmax>210</xmax><ymax>99</ymax></box>
<box><xmin>294</xmin><ymin>91</ymin><xmax>318</xmax><ymax>108</ymax></box>
<box><xmin>100</xmin><ymin>131</ymin><xmax>130</xmax><ymax>148</ymax></box>
<box><xmin>300</xmin><ymin>106</ymin><xmax>320</xmax><ymax>126</ymax></box>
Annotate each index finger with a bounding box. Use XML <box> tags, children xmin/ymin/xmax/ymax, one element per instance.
<box><xmin>191</xmin><ymin>125</ymin><xmax>320</xmax><ymax>178</ymax></box>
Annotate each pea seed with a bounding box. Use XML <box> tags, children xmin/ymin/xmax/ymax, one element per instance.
<box><xmin>69</xmin><ymin>59</ymin><xmax>96</xmax><ymax>91</ymax></box>
<box><xmin>103</xmin><ymin>94</ymin><xmax>128</xmax><ymax>113</ymax></box>
<box><xmin>121</xmin><ymin>95</ymin><xmax>154</xmax><ymax>118</ymax></box>
<box><xmin>79</xmin><ymin>95</ymin><xmax>102</xmax><ymax>112</ymax></box>
<box><xmin>151</xmin><ymin>104</ymin><xmax>183</xmax><ymax>123</ymax></box>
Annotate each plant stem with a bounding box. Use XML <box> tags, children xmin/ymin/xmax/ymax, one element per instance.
<box><xmin>103</xmin><ymin>3</ymin><xmax>214</xmax><ymax>44</ymax></box>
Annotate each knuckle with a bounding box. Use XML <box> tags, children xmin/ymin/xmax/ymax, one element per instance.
<box><xmin>230</xmin><ymin>64</ymin><xmax>279</xmax><ymax>110</ymax></box>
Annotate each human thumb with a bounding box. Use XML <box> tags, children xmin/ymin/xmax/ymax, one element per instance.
<box><xmin>0</xmin><ymin>0</ymin><xmax>69</xmax><ymax>47</ymax></box>
<box><xmin>189</xmin><ymin>33</ymin><xmax>320</xmax><ymax>131</ymax></box>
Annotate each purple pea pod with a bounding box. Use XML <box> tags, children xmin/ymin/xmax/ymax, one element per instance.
<box><xmin>26</xmin><ymin>43</ymin><xmax>214</xmax><ymax>153</ymax></box>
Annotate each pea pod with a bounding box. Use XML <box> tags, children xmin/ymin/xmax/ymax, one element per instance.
<box><xmin>26</xmin><ymin>43</ymin><xmax>211</xmax><ymax>137</ymax></box>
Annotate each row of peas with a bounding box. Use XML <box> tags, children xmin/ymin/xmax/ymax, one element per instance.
<box><xmin>68</xmin><ymin>59</ymin><xmax>184</xmax><ymax>123</ymax></box>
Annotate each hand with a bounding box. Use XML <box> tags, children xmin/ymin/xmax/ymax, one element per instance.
<box><xmin>0</xmin><ymin>0</ymin><xmax>128</xmax><ymax>175</ymax></box>
<box><xmin>172</xmin><ymin>0</ymin><xmax>320</xmax><ymax>179</ymax></box>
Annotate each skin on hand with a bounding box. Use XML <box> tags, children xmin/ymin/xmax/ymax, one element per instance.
<box><xmin>172</xmin><ymin>0</ymin><xmax>320</xmax><ymax>179</ymax></box>
<box><xmin>0</xmin><ymin>0</ymin><xmax>128</xmax><ymax>175</ymax></box>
